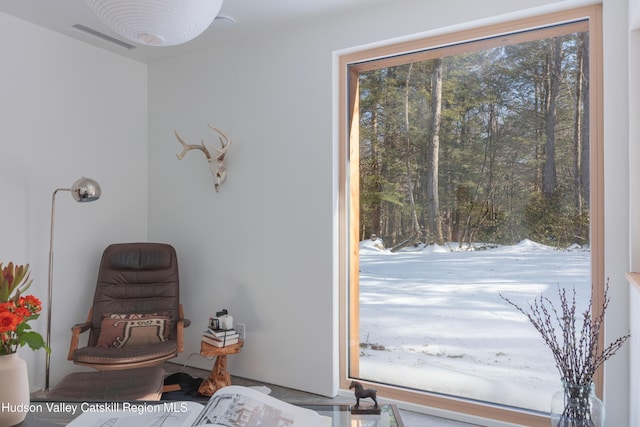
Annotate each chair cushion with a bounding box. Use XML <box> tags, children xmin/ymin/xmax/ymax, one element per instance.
<box><xmin>73</xmin><ymin>340</ymin><xmax>178</xmax><ymax>366</ymax></box>
<box><xmin>106</xmin><ymin>245</ymin><xmax>172</xmax><ymax>270</ymax></box>
<box><xmin>48</xmin><ymin>367</ymin><xmax>165</xmax><ymax>401</ymax></box>
<box><xmin>96</xmin><ymin>314</ymin><xmax>170</xmax><ymax>348</ymax></box>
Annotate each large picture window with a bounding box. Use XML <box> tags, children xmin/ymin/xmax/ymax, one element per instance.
<box><xmin>338</xmin><ymin>6</ymin><xmax>602</xmax><ymax>425</ymax></box>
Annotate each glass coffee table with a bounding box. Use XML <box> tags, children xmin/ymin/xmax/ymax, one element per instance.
<box><xmin>19</xmin><ymin>401</ymin><xmax>403</xmax><ymax>426</ymax></box>
<box><xmin>299</xmin><ymin>403</ymin><xmax>405</xmax><ymax>427</ymax></box>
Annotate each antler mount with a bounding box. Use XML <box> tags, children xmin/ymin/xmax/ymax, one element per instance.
<box><xmin>174</xmin><ymin>125</ymin><xmax>232</xmax><ymax>192</ymax></box>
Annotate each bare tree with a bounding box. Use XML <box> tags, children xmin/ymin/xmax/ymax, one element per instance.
<box><xmin>427</xmin><ymin>58</ymin><xmax>444</xmax><ymax>244</ymax></box>
<box><xmin>580</xmin><ymin>33</ymin><xmax>590</xmax><ymax>217</ymax></box>
<box><xmin>543</xmin><ymin>36</ymin><xmax>562</xmax><ymax>198</ymax></box>
<box><xmin>573</xmin><ymin>33</ymin><xmax>585</xmax><ymax>213</ymax></box>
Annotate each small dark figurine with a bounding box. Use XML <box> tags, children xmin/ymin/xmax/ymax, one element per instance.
<box><xmin>349</xmin><ymin>380</ymin><xmax>380</xmax><ymax>414</ymax></box>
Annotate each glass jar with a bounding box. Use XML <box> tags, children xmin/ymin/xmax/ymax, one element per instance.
<box><xmin>550</xmin><ymin>381</ymin><xmax>604</xmax><ymax>427</ymax></box>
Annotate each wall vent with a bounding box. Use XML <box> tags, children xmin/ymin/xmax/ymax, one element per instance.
<box><xmin>71</xmin><ymin>24</ymin><xmax>136</xmax><ymax>50</ymax></box>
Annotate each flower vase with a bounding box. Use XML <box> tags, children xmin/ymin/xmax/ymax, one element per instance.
<box><xmin>0</xmin><ymin>353</ymin><xmax>30</xmax><ymax>427</ymax></box>
<box><xmin>550</xmin><ymin>381</ymin><xmax>604</xmax><ymax>427</ymax></box>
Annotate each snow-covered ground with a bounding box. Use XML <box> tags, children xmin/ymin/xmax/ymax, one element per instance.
<box><xmin>357</xmin><ymin>238</ymin><xmax>591</xmax><ymax>413</ymax></box>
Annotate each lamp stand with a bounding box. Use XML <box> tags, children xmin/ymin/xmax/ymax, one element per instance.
<box><xmin>44</xmin><ymin>177</ymin><xmax>101</xmax><ymax>393</ymax></box>
<box><xmin>45</xmin><ymin>188</ymin><xmax>68</xmax><ymax>392</ymax></box>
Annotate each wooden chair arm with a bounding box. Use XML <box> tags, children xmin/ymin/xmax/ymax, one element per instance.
<box><xmin>67</xmin><ymin>309</ymin><xmax>92</xmax><ymax>361</ymax></box>
<box><xmin>177</xmin><ymin>304</ymin><xmax>188</xmax><ymax>353</ymax></box>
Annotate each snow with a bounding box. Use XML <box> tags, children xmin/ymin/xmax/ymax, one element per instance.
<box><xmin>357</xmin><ymin>238</ymin><xmax>591</xmax><ymax>413</ymax></box>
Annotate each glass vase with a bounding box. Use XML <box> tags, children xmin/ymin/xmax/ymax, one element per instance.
<box><xmin>550</xmin><ymin>381</ymin><xmax>604</xmax><ymax>427</ymax></box>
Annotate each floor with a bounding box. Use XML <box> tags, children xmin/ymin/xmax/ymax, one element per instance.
<box><xmin>162</xmin><ymin>361</ymin><xmax>479</xmax><ymax>427</ymax></box>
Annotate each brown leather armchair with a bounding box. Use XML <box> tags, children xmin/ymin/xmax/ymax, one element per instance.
<box><xmin>68</xmin><ymin>242</ymin><xmax>190</xmax><ymax>370</ymax></box>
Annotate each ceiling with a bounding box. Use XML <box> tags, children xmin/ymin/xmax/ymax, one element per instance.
<box><xmin>0</xmin><ymin>0</ymin><xmax>377</xmax><ymax>63</ymax></box>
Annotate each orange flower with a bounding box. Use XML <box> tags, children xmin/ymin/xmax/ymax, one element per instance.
<box><xmin>0</xmin><ymin>311</ymin><xmax>21</xmax><ymax>333</ymax></box>
<box><xmin>0</xmin><ymin>301</ymin><xmax>15</xmax><ymax>312</ymax></box>
<box><xmin>14</xmin><ymin>306</ymin><xmax>31</xmax><ymax>319</ymax></box>
<box><xmin>22</xmin><ymin>295</ymin><xmax>42</xmax><ymax>313</ymax></box>
<box><xmin>0</xmin><ymin>262</ymin><xmax>47</xmax><ymax>355</ymax></box>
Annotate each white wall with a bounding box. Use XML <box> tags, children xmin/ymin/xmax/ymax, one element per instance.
<box><xmin>601</xmin><ymin>0</ymin><xmax>632</xmax><ymax>426</ymax></box>
<box><xmin>147</xmin><ymin>0</ymin><xmax>633</xmax><ymax>418</ymax></box>
<box><xmin>0</xmin><ymin>12</ymin><xmax>148</xmax><ymax>389</ymax></box>
<box><xmin>628</xmin><ymin>0</ymin><xmax>640</xmax><ymax>424</ymax></box>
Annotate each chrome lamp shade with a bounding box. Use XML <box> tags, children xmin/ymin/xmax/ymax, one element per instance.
<box><xmin>86</xmin><ymin>0</ymin><xmax>224</xmax><ymax>46</ymax></box>
<box><xmin>71</xmin><ymin>177</ymin><xmax>101</xmax><ymax>202</ymax></box>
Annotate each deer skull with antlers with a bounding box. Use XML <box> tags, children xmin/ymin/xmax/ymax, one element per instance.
<box><xmin>175</xmin><ymin>125</ymin><xmax>232</xmax><ymax>192</ymax></box>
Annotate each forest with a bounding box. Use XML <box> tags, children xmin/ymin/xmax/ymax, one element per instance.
<box><xmin>357</xmin><ymin>28</ymin><xmax>590</xmax><ymax>250</ymax></box>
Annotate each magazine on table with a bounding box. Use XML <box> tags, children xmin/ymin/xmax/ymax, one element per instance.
<box><xmin>66</xmin><ymin>385</ymin><xmax>331</xmax><ymax>427</ymax></box>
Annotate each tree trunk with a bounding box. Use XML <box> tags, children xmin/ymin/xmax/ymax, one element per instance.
<box><xmin>573</xmin><ymin>33</ymin><xmax>584</xmax><ymax>213</ymax></box>
<box><xmin>371</xmin><ymin>106</ymin><xmax>382</xmax><ymax>236</ymax></box>
<box><xmin>543</xmin><ymin>36</ymin><xmax>562</xmax><ymax>198</ymax></box>
<box><xmin>427</xmin><ymin>58</ymin><xmax>444</xmax><ymax>244</ymax></box>
<box><xmin>404</xmin><ymin>64</ymin><xmax>423</xmax><ymax>243</ymax></box>
<box><xmin>580</xmin><ymin>32</ymin><xmax>590</xmax><ymax>217</ymax></box>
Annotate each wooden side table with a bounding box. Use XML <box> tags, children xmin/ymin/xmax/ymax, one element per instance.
<box><xmin>198</xmin><ymin>340</ymin><xmax>244</xmax><ymax>396</ymax></box>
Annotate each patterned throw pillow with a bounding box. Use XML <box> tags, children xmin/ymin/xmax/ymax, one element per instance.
<box><xmin>96</xmin><ymin>313</ymin><xmax>170</xmax><ymax>348</ymax></box>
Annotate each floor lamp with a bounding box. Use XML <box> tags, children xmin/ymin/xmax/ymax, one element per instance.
<box><xmin>46</xmin><ymin>177</ymin><xmax>101</xmax><ymax>392</ymax></box>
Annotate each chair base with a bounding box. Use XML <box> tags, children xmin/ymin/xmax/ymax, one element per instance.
<box><xmin>47</xmin><ymin>367</ymin><xmax>165</xmax><ymax>401</ymax></box>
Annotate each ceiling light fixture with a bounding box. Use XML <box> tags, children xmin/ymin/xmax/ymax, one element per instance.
<box><xmin>86</xmin><ymin>0</ymin><xmax>224</xmax><ymax>47</ymax></box>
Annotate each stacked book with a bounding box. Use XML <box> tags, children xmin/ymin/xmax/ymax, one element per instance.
<box><xmin>202</xmin><ymin>327</ymin><xmax>239</xmax><ymax>348</ymax></box>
